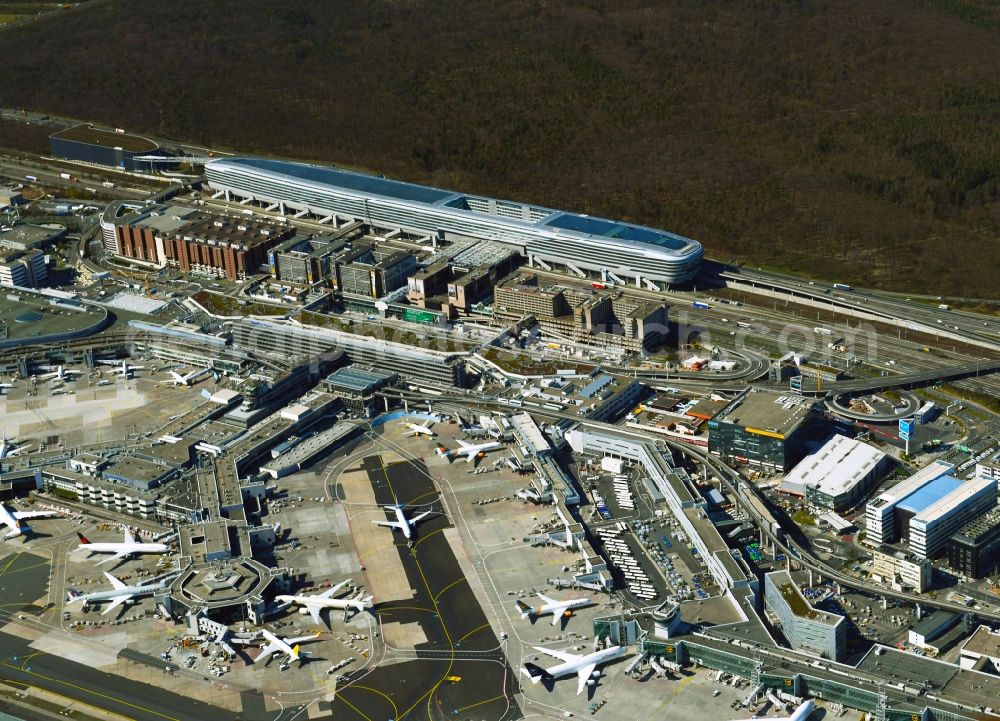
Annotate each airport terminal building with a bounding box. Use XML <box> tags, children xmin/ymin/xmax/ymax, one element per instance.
<box><xmin>205</xmin><ymin>158</ymin><xmax>704</xmax><ymax>286</ymax></box>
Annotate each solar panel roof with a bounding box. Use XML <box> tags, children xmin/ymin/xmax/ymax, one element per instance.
<box><xmin>897</xmin><ymin>475</ymin><xmax>964</xmax><ymax>514</ymax></box>
<box><xmin>226</xmin><ymin>158</ymin><xmax>454</xmax><ymax>205</ymax></box>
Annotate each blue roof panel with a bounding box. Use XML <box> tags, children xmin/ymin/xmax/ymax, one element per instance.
<box><xmin>543</xmin><ymin>212</ymin><xmax>687</xmax><ymax>249</ymax></box>
<box><xmin>227</xmin><ymin>158</ymin><xmax>453</xmax><ymax>205</ymax></box>
<box><xmin>897</xmin><ymin>475</ymin><xmax>964</xmax><ymax>515</ymax></box>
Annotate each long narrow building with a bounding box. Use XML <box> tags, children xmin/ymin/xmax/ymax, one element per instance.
<box><xmin>205</xmin><ymin>157</ymin><xmax>704</xmax><ymax>286</ymax></box>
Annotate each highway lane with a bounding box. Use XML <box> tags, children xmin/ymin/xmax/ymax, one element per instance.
<box><xmin>717</xmin><ymin>265</ymin><xmax>1000</xmax><ymax>349</ymax></box>
<box><xmin>0</xmin><ymin>159</ymin><xmax>149</xmax><ymax>200</ymax></box>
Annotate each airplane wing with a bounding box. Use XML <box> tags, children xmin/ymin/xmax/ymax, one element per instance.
<box><xmin>285</xmin><ymin>634</ymin><xmax>319</xmax><ymax>645</ymax></box>
<box><xmin>101</xmin><ymin>594</ymin><xmax>130</xmax><ymax>616</ymax></box>
<box><xmin>550</xmin><ymin>609</ymin><xmax>564</xmax><ymax>626</ymax></box>
<box><xmin>11</xmin><ymin>510</ymin><xmax>58</xmax><ymax>521</ymax></box>
<box><xmin>456</xmin><ymin>439</ymin><xmax>472</xmax><ymax>449</ymax></box>
<box><xmin>255</xmin><ymin>640</ymin><xmax>280</xmax><ymax>662</ymax></box>
<box><xmin>307</xmin><ymin>604</ymin><xmax>322</xmax><ymax>625</ymax></box>
<box><xmin>576</xmin><ymin>664</ymin><xmax>597</xmax><ymax>695</ymax></box>
<box><xmin>103</xmin><ymin>571</ymin><xmax>128</xmax><ymax>591</ymax></box>
<box><xmin>537</xmin><ymin>593</ymin><xmax>557</xmax><ymax>605</ymax></box>
<box><xmin>375</xmin><ymin>521</ymin><xmax>404</xmax><ymax>531</ymax></box>
<box><xmin>532</xmin><ymin>645</ymin><xmax>579</xmax><ymax>663</ymax></box>
<box><xmin>124</xmin><ymin>528</ymin><xmax>136</xmax><ymax>544</ymax></box>
<box><xmin>410</xmin><ymin>511</ymin><xmax>434</xmax><ymax>524</ymax></box>
<box><xmin>318</xmin><ymin>580</ymin><xmax>351</xmax><ymax>599</ymax></box>
<box><xmin>95</xmin><ymin>551</ymin><xmax>128</xmax><ymax>566</ymax></box>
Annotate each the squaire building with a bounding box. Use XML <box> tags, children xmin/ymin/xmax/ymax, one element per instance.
<box><xmin>205</xmin><ymin>158</ymin><xmax>704</xmax><ymax>286</ymax></box>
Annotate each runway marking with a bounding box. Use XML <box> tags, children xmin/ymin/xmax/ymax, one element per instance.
<box><xmin>0</xmin><ymin>551</ymin><xmax>23</xmax><ymax>577</ymax></box>
<box><xmin>343</xmin><ymin>684</ymin><xmax>399</xmax><ymax>720</ymax></box>
<box><xmin>457</xmin><ymin>622</ymin><xmax>491</xmax><ymax>644</ymax></box>
<box><xmin>0</xmin><ymin>560</ymin><xmax>49</xmax><ymax>578</ymax></box>
<box><xmin>456</xmin><ymin>693</ymin><xmax>507</xmax><ymax>713</ymax></box>
<box><xmin>412</xmin><ymin>526</ymin><xmax>446</xmax><ymax>549</ymax></box>
<box><xmin>432</xmin><ymin>576</ymin><xmax>467</xmax><ymax>602</ymax></box>
<box><xmin>0</xmin><ymin>674</ymin><xmax>136</xmax><ymax>721</ymax></box>
<box><xmin>375</xmin><ymin>605</ymin><xmax>437</xmax><ymax>616</ymax></box>
<box><xmin>0</xmin><ymin>661</ymin><xmax>182</xmax><ymax>721</ymax></box>
<box><xmin>382</xmin><ymin>470</ymin><xmax>460</xmax><ymax>720</ymax></box>
<box><xmin>333</xmin><ymin>689</ymin><xmax>374</xmax><ymax>721</ymax></box>
<box><xmin>407</xmin><ymin>489</ymin><xmax>439</xmax><ymax>506</ymax></box>
<box><xmin>18</xmin><ymin>650</ymin><xmax>43</xmax><ymax>670</ymax></box>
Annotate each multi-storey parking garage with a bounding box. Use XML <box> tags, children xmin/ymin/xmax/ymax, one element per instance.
<box><xmin>205</xmin><ymin>157</ymin><xmax>704</xmax><ymax>285</ymax></box>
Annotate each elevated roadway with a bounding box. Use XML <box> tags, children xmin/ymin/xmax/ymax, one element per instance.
<box><xmin>715</xmin><ymin>264</ymin><xmax>1000</xmax><ymax>353</ymax></box>
<box><xmin>761</xmin><ymin>359</ymin><xmax>1000</xmax><ymax>397</ymax></box>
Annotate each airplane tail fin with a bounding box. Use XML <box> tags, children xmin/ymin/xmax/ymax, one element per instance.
<box><xmin>66</xmin><ymin>589</ymin><xmax>82</xmax><ymax>603</ymax></box>
<box><xmin>76</xmin><ymin>531</ymin><xmax>91</xmax><ymax>545</ymax></box>
<box><xmin>522</xmin><ymin>663</ymin><xmax>552</xmax><ymax>683</ymax></box>
<box><xmin>515</xmin><ymin>600</ymin><xmax>532</xmax><ymax>618</ymax></box>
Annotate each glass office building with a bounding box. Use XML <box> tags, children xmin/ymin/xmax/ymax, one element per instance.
<box><xmin>205</xmin><ymin>157</ymin><xmax>704</xmax><ymax>285</ymax></box>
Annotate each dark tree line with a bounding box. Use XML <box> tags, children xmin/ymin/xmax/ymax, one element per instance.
<box><xmin>0</xmin><ymin>0</ymin><xmax>997</xmax><ymax>296</ymax></box>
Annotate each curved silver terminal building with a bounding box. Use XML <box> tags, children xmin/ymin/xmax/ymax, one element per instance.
<box><xmin>205</xmin><ymin>157</ymin><xmax>703</xmax><ymax>285</ymax></box>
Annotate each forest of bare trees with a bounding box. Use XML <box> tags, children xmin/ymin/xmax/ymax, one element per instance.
<box><xmin>0</xmin><ymin>0</ymin><xmax>997</xmax><ymax>296</ymax></box>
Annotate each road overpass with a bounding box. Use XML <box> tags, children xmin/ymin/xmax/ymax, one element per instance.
<box><xmin>767</xmin><ymin>359</ymin><xmax>1000</xmax><ymax>396</ymax></box>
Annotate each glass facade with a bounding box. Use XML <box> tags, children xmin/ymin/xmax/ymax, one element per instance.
<box><xmin>206</xmin><ymin>158</ymin><xmax>704</xmax><ymax>284</ymax></box>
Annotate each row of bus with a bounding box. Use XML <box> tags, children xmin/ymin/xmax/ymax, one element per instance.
<box><xmin>612</xmin><ymin>475</ymin><xmax>634</xmax><ymax>511</ymax></box>
<box><xmin>596</xmin><ymin>525</ymin><xmax>657</xmax><ymax>601</ymax></box>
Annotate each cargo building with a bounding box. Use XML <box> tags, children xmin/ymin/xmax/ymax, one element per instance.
<box><xmin>780</xmin><ymin>434</ymin><xmax>890</xmax><ymax>511</ymax></box>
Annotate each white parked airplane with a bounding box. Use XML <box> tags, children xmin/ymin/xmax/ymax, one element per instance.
<box><xmin>250</xmin><ymin>629</ymin><xmax>319</xmax><ymax>665</ymax></box>
<box><xmin>436</xmin><ymin>439</ymin><xmax>502</xmax><ymax>464</ymax></box>
<box><xmin>161</xmin><ymin>368</ymin><xmax>206</xmax><ymax>386</ymax></box>
<box><xmin>521</xmin><ymin>644</ymin><xmax>625</xmax><ymax>695</ymax></box>
<box><xmin>38</xmin><ymin>365</ymin><xmax>82</xmax><ymax>383</ymax></box>
<box><xmin>99</xmin><ymin>359</ymin><xmax>145</xmax><ymax>377</ymax></box>
<box><xmin>0</xmin><ymin>433</ymin><xmax>30</xmax><ymax>459</ymax></box>
<box><xmin>0</xmin><ymin>502</ymin><xmax>58</xmax><ymax>541</ymax></box>
<box><xmin>275</xmin><ymin>580</ymin><xmax>373</xmax><ymax>624</ymax></box>
<box><xmin>66</xmin><ymin>571</ymin><xmax>175</xmax><ymax>615</ymax></box>
<box><xmin>403</xmin><ymin>421</ymin><xmax>436</xmax><ymax>438</ymax></box>
<box><xmin>733</xmin><ymin>700</ymin><xmax>815</xmax><ymax>721</ymax></box>
<box><xmin>515</xmin><ymin>593</ymin><xmax>592</xmax><ymax>626</ymax></box>
<box><xmin>371</xmin><ymin>503</ymin><xmax>435</xmax><ymax>544</ymax></box>
<box><xmin>73</xmin><ymin>528</ymin><xmax>170</xmax><ymax>565</ymax></box>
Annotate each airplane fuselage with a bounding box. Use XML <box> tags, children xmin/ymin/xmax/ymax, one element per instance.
<box><xmin>393</xmin><ymin>505</ymin><xmax>414</xmax><ymax>539</ymax></box>
<box><xmin>78</xmin><ymin>542</ymin><xmax>168</xmax><ymax>556</ymax></box>
<box><xmin>524</xmin><ymin>597</ymin><xmax>590</xmax><ymax>620</ymax></box>
<box><xmin>529</xmin><ymin>645</ymin><xmax>624</xmax><ymax>681</ymax></box>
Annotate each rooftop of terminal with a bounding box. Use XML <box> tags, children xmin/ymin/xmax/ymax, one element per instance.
<box><xmin>714</xmin><ymin>389</ymin><xmax>815</xmax><ymax>436</ymax></box>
